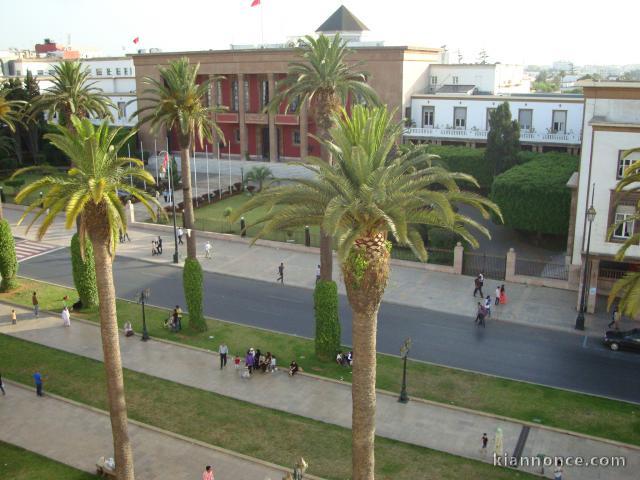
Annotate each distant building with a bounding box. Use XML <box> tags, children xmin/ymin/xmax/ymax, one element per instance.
<box><xmin>560</xmin><ymin>75</ymin><xmax>581</xmax><ymax>92</ymax></box>
<box><xmin>552</xmin><ymin>60</ymin><xmax>574</xmax><ymax>72</ymax></box>
<box><xmin>568</xmin><ymin>81</ymin><xmax>640</xmax><ymax>313</ymax></box>
<box><xmin>425</xmin><ymin>63</ymin><xmax>531</xmax><ymax>95</ymax></box>
<box><xmin>34</xmin><ymin>38</ymin><xmax>80</xmax><ymax>59</ymax></box>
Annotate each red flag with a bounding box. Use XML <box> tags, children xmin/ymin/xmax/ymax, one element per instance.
<box><xmin>162</xmin><ymin>152</ymin><xmax>169</xmax><ymax>169</ymax></box>
<box><xmin>251</xmin><ymin>0</ymin><xmax>260</xmax><ymax>6</ymax></box>
<box><xmin>133</xmin><ymin>37</ymin><xmax>139</xmax><ymax>44</ymax></box>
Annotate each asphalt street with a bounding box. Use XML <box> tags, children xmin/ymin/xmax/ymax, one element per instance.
<box><xmin>18</xmin><ymin>247</ymin><xmax>640</xmax><ymax>404</ymax></box>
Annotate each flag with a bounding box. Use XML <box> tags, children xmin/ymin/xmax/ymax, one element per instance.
<box><xmin>162</xmin><ymin>152</ymin><xmax>169</xmax><ymax>170</ymax></box>
<box><xmin>133</xmin><ymin>37</ymin><xmax>139</xmax><ymax>44</ymax></box>
<box><xmin>251</xmin><ymin>0</ymin><xmax>260</xmax><ymax>6</ymax></box>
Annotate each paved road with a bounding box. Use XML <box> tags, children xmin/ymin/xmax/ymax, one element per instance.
<box><xmin>19</xmin><ymin>248</ymin><xmax>640</xmax><ymax>403</ymax></box>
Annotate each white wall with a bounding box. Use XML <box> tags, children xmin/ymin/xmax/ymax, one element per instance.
<box><xmin>428</xmin><ymin>65</ymin><xmax>495</xmax><ymax>93</ymax></box>
<box><xmin>401</xmin><ymin>60</ymin><xmax>432</xmax><ymax>111</ymax></box>
<box><xmin>410</xmin><ymin>95</ymin><xmax>583</xmax><ymax>134</ymax></box>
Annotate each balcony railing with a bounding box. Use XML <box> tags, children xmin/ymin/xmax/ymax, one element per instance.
<box><xmin>404</xmin><ymin>127</ymin><xmax>582</xmax><ymax>145</ymax></box>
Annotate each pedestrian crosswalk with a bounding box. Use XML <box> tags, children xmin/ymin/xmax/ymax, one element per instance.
<box><xmin>14</xmin><ymin>239</ymin><xmax>63</xmax><ymax>262</ymax></box>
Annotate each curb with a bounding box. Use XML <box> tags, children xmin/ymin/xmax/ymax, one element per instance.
<box><xmin>2</xmin><ymin>379</ymin><xmax>325</xmax><ymax>480</ymax></box>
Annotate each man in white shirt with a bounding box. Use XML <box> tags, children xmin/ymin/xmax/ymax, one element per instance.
<box><xmin>219</xmin><ymin>342</ymin><xmax>228</xmax><ymax>369</ymax></box>
<box><xmin>204</xmin><ymin>241</ymin><xmax>212</xmax><ymax>259</ymax></box>
<box><xmin>177</xmin><ymin>227</ymin><xmax>184</xmax><ymax>245</ymax></box>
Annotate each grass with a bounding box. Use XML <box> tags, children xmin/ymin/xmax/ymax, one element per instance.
<box><xmin>0</xmin><ymin>334</ymin><xmax>537</xmax><ymax>480</ymax></box>
<box><xmin>0</xmin><ymin>441</ymin><xmax>97</xmax><ymax>479</ymax></box>
<box><xmin>3</xmin><ymin>277</ymin><xmax>640</xmax><ymax>447</ymax></box>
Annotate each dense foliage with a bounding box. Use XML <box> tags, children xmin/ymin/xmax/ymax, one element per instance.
<box><xmin>0</xmin><ymin>219</ymin><xmax>18</xmax><ymax>291</ymax></box>
<box><xmin>490</xmin><ymin>155</ymin><xmax>579</xmax><ymax>235</ymax></box>
<box><xmin>70</xmin><ymin>233</ymin><xmax>98</xmax><ymax>308</ymax></box>
<box><xmin>425</xmin><ymin>145</ymin><xmax>491</xmax><ymax>189</ymax></box>
<box><xmin>314</xmin><ymin>280</ymin><xmax>341</xmax><ymax>360</ymax></box>
<box><xmin>486</xmin><ymin>102</ymin><xmax>521</xmax><ymax>176</ymax></box>
<box><xmin>183</xmin><ymin>257</ymin><xmax>206</xmax><ymax>332</ymax></box>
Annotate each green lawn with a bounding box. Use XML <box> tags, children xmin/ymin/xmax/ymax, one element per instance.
<box><xmin>0</xmin><ymin>441</ymin><xmax>97</xmax><ymax>479</ymax></box>
<box><xmin>0</xmin><ymin>334</ymin><xmax>536</xmax><ymax>480</ymax></box>
<box><xmin>3</xmin><ymin>277</ymin><xmax>639</xmax><ymax>447</ymax></box>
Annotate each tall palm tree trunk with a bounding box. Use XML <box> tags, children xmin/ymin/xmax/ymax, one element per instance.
<box><xmin>342</xmin><ymin>233</ymin><xmax>390</xmax><ymax>480</ymax></box>
<box><xmin>318</xmin><ymin>123</ymin><xmax>333</xmax><ymax>281</ymax></box>
<box><xmin>179</xmin><ymin>147</ymin><xmax>197</xmax><ymax>259</ymax></box>
<box><xmin>90</xmin><ymin>226</ymin><xmax>135</xmax><ymax>480</ymax></box>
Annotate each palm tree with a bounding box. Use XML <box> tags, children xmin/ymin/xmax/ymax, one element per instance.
<box><xmin>0</xmin><ymin>88</ymin><xmax>25</xmax><ymax>218</ymax></box>
<box><xmin>608</xmin><ymin>147</ymin><xmax>640</xmax><ymax>314</ymax></box>
<box><xmin>135</xmin><ymin>57</ymin><xmax>226</xmax><ymax>260</ymax></box>
<box><xmin>234</xmin><ymin>105</ymin><xmax>501</xmax><ymax>479</ymax></box>
<box><xmin>31</xmin><ymin>61</ymin><xmax>114</xmax><ymax>127</ymax></box>
<box><xmin>245</xmin><ymin>165</ymin><xmax>273</xmax><ymax>192</ymax></box>
<box><xmin>267</xmin><ymin>33</ymin><xmax>380</xmax><ymax>282</ymax></box>
<box><xmin>15</xmin><ymin>117</ymin><xmax>161</xmax><ymax>480</ymax></box>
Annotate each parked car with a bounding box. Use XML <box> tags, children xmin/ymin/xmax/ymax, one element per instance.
<box><xmin>604</xmin><ymin>328</ymin><xmax>640</xmax><ymax>352</ymax></box>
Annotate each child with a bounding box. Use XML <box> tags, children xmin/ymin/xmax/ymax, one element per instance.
<box><xmin>495</xmin><ymin>286</ymin><xmax>501</xmax><ymax>305</ymax></box>
<box><xmin>11</xmin><ymin>309</ymin><xmax>17</xmax><ymax>325</ymax></box>
<box><xmin>500</xmin><ymin>285</ymin><xmax>508</xmax><ymax>305</ymax></box>
<box><xmin>234</xmin><ymin>355</ymin><xmax>241</xmax><ymax>369</ymax></box>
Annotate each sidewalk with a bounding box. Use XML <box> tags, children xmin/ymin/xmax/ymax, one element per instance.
<box><xmin>1</xmin><ymin>303</ymin><xmax>638</xmax><ymax>480</ymax></box>
<box><xmin>4</xmin><ymin>204</ymin><xmax>633</xmax><ymax>336</ymax></box>
<box><xmin>0</xmin><ymin>382</ymin><xmax>295</xmax><ymax>480</ymax></box>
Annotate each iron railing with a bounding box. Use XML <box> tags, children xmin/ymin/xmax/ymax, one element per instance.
<box><xmin>515</xmin><ymin>257</ymin><xmax>569</xmax><ymax>281</ymax></box>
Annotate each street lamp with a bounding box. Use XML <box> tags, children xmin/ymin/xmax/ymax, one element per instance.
<box><xmin>399</xmin><ymin>337</ymin><xmax>412</xmax><ymax>403</ymax></box>
<box><xmin>576</xmin><ymin>186</ymin><xmax>596</xmax><ymax>330</ymax></box>
<box><xmin>137</xmin><ymin>288</ymin><xmax>150</xmax><ymax>341</ymax></box>
<box><xmin>159</xmin><ymin>150</ymin><xmax>180</xmax><ymax>264</ymax></box>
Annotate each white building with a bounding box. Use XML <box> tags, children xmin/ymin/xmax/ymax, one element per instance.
<box><xmin>560</xmin><ymin>75</ymin><xmax>581</xmax><ymax>92</ymax></box>
<box><xmin>405</xmin><ymin>93</ymin><xmax>583</xmax><ymax>153</ymax></box>
<box><xmin>4</xmin><ymin>57</ymin><xmax>137</xmax><ymax>127</ymax></box>
<box><xmin>425</xmin><ymin>64</ymin><xmax>531</xmax><ymax>95</ymax></box>
<box><xmin>568</xmin><ymin>81</ymin><xmax>640</xmax><ymax>313</ymax></box>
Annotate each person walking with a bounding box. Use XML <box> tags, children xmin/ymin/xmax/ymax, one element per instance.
<box><xmin>61</xmin><ymin>306</ymin><xmax>71</xmax><ymax>327</ymax></box>
<box><xmin>481</xmin><ymin>433</ymin><xmax>488</xmax><ymax>451</ymax></box>
<box><xmin>495</xmin><ymin>286</ymin><xmax>501</xmax><ymax>306</ymax></box>
<box><xmin>177</xmin><ymin>227</ymin><xmax>184</xmax><ymax>245</ymax></box>
<box><xmin>315</xmin><ymin>264</ymin><xmax>321</xmax><ymax>284</ymax></box>
<box><xmin>475</xmin><ymin>302</ymin><xmax>486</xmax><ymax>327</ymax></box>
<box><xmin>499</xmin><ymin>284</ymin><xmax>508</xmax><ymax>305</ymax></box>
<box><xmin>553</xmin><ymin>460</ymin><xmax>563</xmax><ymax>480</ymax></box>
<box><xmin>608</xmin><ymin>304</ymin><xmax>621</xmax><ymax>329</ymax></box>
<box><xmin>202</xmin><ymin>465</ymin><xmax>214</xmax><ymax>480</ymax></box>
<box><xmin>10</xmin><ymin>309</ymin><xmax>17</xmax><ymax>325</ymax></box>
<box><xmin>32</xmin><ymin>291</ymin><xmax>39</xmax><ymax>317</ymax></box>
<box><xmin>277</xmin><ymin>262</ymin><xmax>284</xmax><ymax>285</ymax></box>
<box><xmin>157</xmin><ymin>236</ymin><xmax>163</xmax><ymax>255</ymax></box>
<box><xmin>33</xmin><ymin>371</ymin><xmax>44</xmax><ymax>397</ymax></box>
<box><xmin>484</xmin><ymin>295</ymin><xmax>492</xmax><ymax>317</ymax></box>
<box><xmin>473</xmin><ymin>275</ymin><xmax>484</xmax><ymax>297</ymax></box>
<box><xmin>204</xmin><ymin>241</ymin><xmax>212</xmax><ymax>259</ymax></box>
<box><xmin>219</xmin><ymin>342</ymin><xmax>228</xmax><ymax>369</ymax></box>
<box><xmin>0</xmin><ymin>372</ymin><xmax>6</xmax><ymax>396</ymax></box>
<box><xmin>163</xmin><ymin>189</ymin><xmax>169</xmax><ymax>203</ymax></box>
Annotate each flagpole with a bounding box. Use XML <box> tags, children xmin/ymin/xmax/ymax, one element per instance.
<box><xmin>139</xmin><ymin>139</ymin><xmax>146</xmax><ymax>190</ymax></box>
<box><xmin>154</xmin><ymin>138</ymin><xmax>158</xmax><ymax>184</ymax></box>
<box><xmin>217</xmin><ymin>149</ymin><xmax>221</xmax><ymax>199</ymax></box>
<box><xmin>128</xmin><ymin>144</ymin><xmax>133</xmax><ymax>187</ymax></box>
<box><xmin>205</xmin><ymin>144</ymin><xmax>210</xmax><ymax>200</ymax></box>
<box><xmin>260</xmin><ymin>2</ymin><xmax>264</xmax><ymax>47</ymax></box>
<box><xmin>228</xmin><ymin>143</ymin><xmax>232</xmax><ymax>194</ymax></box>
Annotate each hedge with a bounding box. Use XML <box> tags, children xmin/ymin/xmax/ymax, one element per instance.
<box><xmin>425</xmin><ymin>146</ymin><xmax>491</xmax><ymax>189</ymax></box>
<box><xmin>0</xmin><ymin>219</ymin><xmax>18</xmax><ymax>291</ymax></box>
<box><xmin>490</xmin><ymin>156</ymin><xmax>579</xmax><ymax>235</ymax></box>
<box><xmin>314</xmin><ymin>280</ymin><xmax>341</xmax><ymax>361</ymax></box>
<box><xmin>70</xmin><ymin>233</ymin><xmax>98</xmax><ymax>308</ymax></box>
<box><xmin>183</xmin><ymin>258</ymin><xmax>206</xmax><ymax>332</ymax></box>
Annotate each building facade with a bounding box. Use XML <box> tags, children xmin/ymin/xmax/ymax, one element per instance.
<box><xmin>568</xmin><ymin>82</ymin><xmax>640</xmax><ymax>313</ymax></box>
<box><xmin>425</xmin><ymin>64</ymin><xmax>531</xmax><ymax>95</ymax></box>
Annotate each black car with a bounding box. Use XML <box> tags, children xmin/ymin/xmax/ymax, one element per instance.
<box><xmin>604</xmin><ymin>328</ymin><xmax>640</xmax><ymax>352</ymax></box>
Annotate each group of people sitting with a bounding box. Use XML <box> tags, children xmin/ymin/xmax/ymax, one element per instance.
<box><xmin>336</xmin><ymin>351</ymin><xmax>353</xmax><ymax>367</ymax></box>
<box><xmin>242</xmin><ymin>348</ymin><xmax>277</xmax><ymax>376</ymax></box>
<box><xmin>163</xmin><ymin>305</ymin><xmax>182</xmax><ymax>332</ymax></box>
<box><xmin>151</xmin><ymin>236</ymin><xmax>163</xmax><ymax>256</ymax></box>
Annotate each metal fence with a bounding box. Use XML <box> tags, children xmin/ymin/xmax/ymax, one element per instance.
<box><xmin>514</xmin><ymin>257</ymin><xmax>569</xmax><ymax>281</ymax></box>
<box><xmin>599</xmin><ymin>268</ymin><xmax>626</xmax><ymax>280</ymax></box>
<box><xmin>462</xmin><ymin>251</ymin><xmax>506</xmax><ymax>280</ymax></box>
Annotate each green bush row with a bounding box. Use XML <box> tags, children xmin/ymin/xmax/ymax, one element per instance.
<box><xmin>314</xmin><ymin>280</ymin><xmax>341</xmax><ymax>361</ymax></box>
<box><xmin>0</xmin><ymin>219</ymin><xmax>18</xmax><ymax>291</ymax></box>
<box><xmin>183</xmin><ymin>258</ymin><xmax>206</xmax><ymax>332</ymax></box>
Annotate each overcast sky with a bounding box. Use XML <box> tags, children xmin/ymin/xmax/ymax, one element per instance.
<box><xmin>1</xmin><ymin>0</ymin><xmax>636</xmax><ymax>66</ymax></box>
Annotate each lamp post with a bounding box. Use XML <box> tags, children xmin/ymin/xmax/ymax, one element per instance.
<box><xmin>159</xmin><ymin>150</ymin><xmax>180</xmax><ymax>264</ymax></box>
<box><xmin>399</xmin><ymin>337</ymin><xmax>412</xmax><ymax>403</ymax></box>
<box><xmin>575</xmin><ymin>187</ymin><xmax>596</xmax><ymax>330</ymax></box>
<box><xmin>138</xmin><ymin>288</ymin><xmax>150</xmax><ymax>341</ymax></box>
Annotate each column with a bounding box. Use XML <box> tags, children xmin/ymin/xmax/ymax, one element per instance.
<box><xmin>300</xmin><ymin>99</ymin><xmax>309</xmax><ymax>160</ymax></box>
<box><xmin>505</xmin><ymin>248</ymin><xmax>516</xmax><ymax>282</ymax></box>
<box><xmin>268</xmin><ymin>73</ymin><xmax>277</xmax><ymax>163</ymax></box>
<box><xmin>453</xmin><ymin>242</ymin><xmax>464</xmax><ymax>275</ymax></box>
<box><xmin>238</xmin><ymin>73</ymin><xmax>248</xmax><ymax>160</ymax></box>
<box><xmin>209</xmin><ymin>75</ymin><xmax>220</xmax><ymax>159</ymax></box>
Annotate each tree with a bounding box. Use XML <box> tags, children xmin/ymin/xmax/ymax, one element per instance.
<box><xmin>0</xmin><ymin>86</ymin><xmax>25</xmax><ymax>219</ymax></box>
<box><xmin>486</xmin><ymin>102</ymin><xmax>520</xmax><ymax>176</ymax></box>
<box><xmin>23</xmin><ymin>71</ymin><xmax>44</xmax><ymax>161</ymax></box>
<box><xmin>267</xmin><ymin>33</ymin><xmax>380</xmax><ymax>283</ymax></box>
<box><xmin>31</xmin><ymin>61</ymin><xmax>114</xmax><ymax>128</ymax></box>
<box><xmin>70</xmin><ymin>233</ymin><xmax>99</xmax><ymax>308</ymax></box>
<box><xmin>15</xmin><ymin>117</ymin><xmax>161</xmax><ymax>480</ymax></box>
<box><xmin>0</xmin><ymin>81</ymin><xmax>27</xmax><ymax>166</ymax></box>
<box><xmin>245</xmin><ymin>165</ymin><xmax>273</xmax><ymax>191</ymax></box>
<box><xmin>0</xmin><ymin>219</ymin><xmax>18</xmax><ymax>291</ymax></box>
<box><xmin>234</xmin><ymin>105</ymin><xmax>500</xmax><ymax>479</ymax></box>
<box><xmin>608</xmin><ymin>148</ymin><xmax>640</xmax><ymax>315</ymax></box>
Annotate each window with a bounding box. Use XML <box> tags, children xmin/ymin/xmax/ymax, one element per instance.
<box><xmin>243</xmin><ymin>79</ymin><xmax>249</xmax><ymax>112</ymax></box>
<box><xmin>422</xmin><ymin>106</ymin><xmax>434</xmax><ymax>127</ymax></box>
<box><xmin>48</xmin><ymin>69</ymin><xmax>55</xmax><ymax>75</ymax></box>
<box><xmin>117</xmin><ymin>102</ymin><xmax>127</xmax><ymax>120</ymax></box>
<box><xmin>231</xmin><ymin>80</ymin><xmax>239</xmax><ymax>111</ymax></box>
<box><xmin>123</xmin><ymin>67</ymin><xmax>129</xmax><ymax>75</ymax></box>
<box><xmin>116</xmin><ymin>68</ymin><xmax>121</xmax><ymax>75</ymax></box>
<box><xmin>486</xmin><ymin>108</ymin><xmax>496</xmax><ymax>130</ymax></box>
<box><xmin>551</xmin><ymin>110</ymin><xmax>567</xmax><ymax>133</ymax></box>
<box><xmin>293</xmin><ymin>130</ymin><xmax>301</xmax><ymax>145</ymax></box>
<box><xmin>260</xmin><ymin>79</ymin><xmax>269</xmax><ymax>109</ymax></box>
<box><xmin>452</xmin><ymin>76</ymin><xmax>459</xmax><ymax>85</ymax></box>
<box><xmin>37</xmin><ymin>70</ymin><xmax>44</xmax><ymax>75</ymax></box>
<box><xmin>518</xmin><ymin>109</ymin><xmax>533</xmax><ymax>131</ymax></box>
<box><xmin>617</xmin><ymin>149</ymin><xmax>640</xmax><ymax>179</ymax></box>
<box><xmin>96</xmin><ymin>68</ymin><xmax>103</xmax><ymax>76</ymax></box>
<box><xmin>613</xmin><ymin>205</ymin><xmax>635</xmax><ymax>239</ymax></box>
<box><xmin>289</xmin><ymin>96</ymin><xmax>300</xmax><ymax>113</ymax></box>
<box><xmin>106</xmin><ymin>68</ymin><xmax>112</xmax><ymax>76</ymax></box>
<box><xmin>430</xmin><ymin>76</ymin><xmax>438</xmax><ymax>85</ymax></box>
<box><xmin>216</xmin><ymin>80</ymin><xmax>223</xmax><ymax>106</ymax></box>
<box><xmin>453</xmin><ymin>107</ymin><xmax>467</xmax><ymax>129</ymax></box>
<box><xmin>234</xmin><ymin>129</ymin><xmax>241</xmax><ymax>143</ymax></box>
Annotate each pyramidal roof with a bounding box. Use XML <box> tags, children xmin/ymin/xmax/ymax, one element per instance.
<box><xmin>316</xmin><ymin>5</ymin><xmax>369</xmax><ymax>33</ymax></box>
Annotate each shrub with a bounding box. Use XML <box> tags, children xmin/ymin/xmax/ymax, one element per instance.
<box><xmin>425</xmin><ymin>145</ymin><xmax>491</xmax><ymax>190</ymax></box>
<box><xmin>183</xmin><ymin>258</ymin><xmax>206</xmax><ymax>332</ymax></box>
<box><xmin>4</xmin><ymin>178</ymin><xmax>25</xmax><ymax>189</ymax></box>
<box><xmin>70</xmin><ymin>233</ymin><xmax>98</xmax><ymax>308</ymax></box>
<box><xmin>490</xmin><ymin>155</ymin><xmax>579</xmax><ymax>235</ymax></box>
<box><xmin>314</xmin><ymin>280</ymin><xmax>341</xmax><ymax>361</ymax></box>
<box><xmin>0</xmin><ymin>219</ymin><xmax>18</xmax><ymax>291</ymax></box>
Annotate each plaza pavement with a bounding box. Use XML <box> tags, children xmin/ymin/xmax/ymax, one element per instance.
<box><xmin>1</xmin><ymin>304</ymin><xmax>639</xmax><ymax>480</ymax></box>
<box><xmin>0</xmin><ymin>381</ymin><xmax>298</xmax><ymax>480</ymax></box>
<box><xmin>4</xmin><ymin>204</ymin><xmax>636</xmax><ymax>336</ymax></box>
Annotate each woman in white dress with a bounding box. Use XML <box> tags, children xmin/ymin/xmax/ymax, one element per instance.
<box><xmin>61</xmin><ymin>306</ymin><xmax>71</xmax><ymax>327</ymax></box>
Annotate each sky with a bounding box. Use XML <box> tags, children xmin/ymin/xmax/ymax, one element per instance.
<box><xmin>1</xmin><ymin>0</ymin><xmax>638</xmax><ymax>66</ymax></box>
